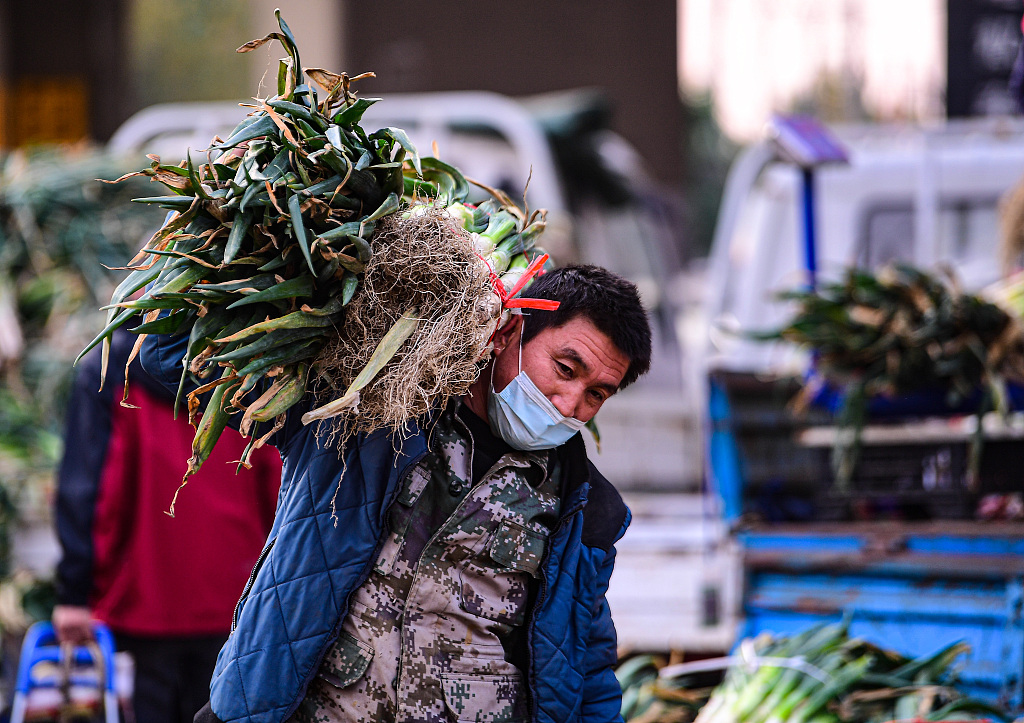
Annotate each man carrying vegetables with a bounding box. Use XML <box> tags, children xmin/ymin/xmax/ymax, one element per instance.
<box><xmin>140</xmin><ymin>263</ymin><xmax>651</xmax><ymax>723</ymax></box>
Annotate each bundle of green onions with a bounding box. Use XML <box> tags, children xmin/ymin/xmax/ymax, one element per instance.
<box><xmin>761</xmin><ymin>265</ymin><xmax>1024</xmax><ymax>406</ymax></box>
<box><xmin>79</xmin><ymin>11</ymin><xmax>553</xmax><ymax>499</ymax></box>
<box><xmin>617</xmin><ymin>621</ymin><xmax>1009</xmax><ymax>723</ymax></box>
<box><xmin>751</xmin><ymin>264</ymin><xmax>1024</xmax><ymax>486</ymax></box>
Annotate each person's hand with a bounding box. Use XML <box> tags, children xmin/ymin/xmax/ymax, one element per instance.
<box><xmin>52</xmin><ymin>605</ymin><xmax>95</xmax><ymax>645</ymax></box>
<box><xmin>194</xmin><ymin>701</ymin><xmax>225</xmax><ymax>723</ymax></box>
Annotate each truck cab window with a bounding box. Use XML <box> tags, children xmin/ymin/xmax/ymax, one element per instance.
<box><xmin>856</xmin><ymin>203</ymin><xmax>914</xmax><ymax>270</ymax></box>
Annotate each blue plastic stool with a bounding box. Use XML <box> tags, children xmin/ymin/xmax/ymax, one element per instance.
<box><xmin>9</xmin><ymin>620</ymin><xmax>118</xmax><ymax>723</ymax></box>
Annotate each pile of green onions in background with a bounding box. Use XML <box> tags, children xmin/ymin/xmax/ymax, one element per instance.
<box><xmin>81</xmin><ymin>11</ymin><xmax>553</xmax><ymax>498</ymax></box>
<box><xmin>749</xmin><ymin>264</ymin><xmax>1024</xmax><ymax>488</ymax></box>
<box><xmin>617</xmin><ymin>621</ymin><xmax>1010</xmax><ymax>723</ymax></box>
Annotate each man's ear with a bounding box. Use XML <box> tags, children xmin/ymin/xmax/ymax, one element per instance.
<box><xmin>491</xmin><ymin>314</ymin><xmax>522</xmax><ymax>357</ymax></box>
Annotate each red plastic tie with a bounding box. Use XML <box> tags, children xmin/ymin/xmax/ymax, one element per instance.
<box><xmin>487</xmin><ymin>253</ymin><xmax>560</xmax><ymax>311</ymax></box>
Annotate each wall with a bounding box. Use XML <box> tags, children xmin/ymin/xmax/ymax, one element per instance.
<box><xmin>0</xmin><ymin>0</ymin><xmax>131</xmax><ymax>146</ymax></box>
<box><xmin>344</xmin><ymin>0</ymin><xmax>683</xmax><ymax>185</ymax></box>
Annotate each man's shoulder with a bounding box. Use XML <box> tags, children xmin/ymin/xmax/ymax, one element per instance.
<box><xmin>558</xmin><ymin>435</ymin><xmax>628</xmax><ymax>553</ymax></box>
<box><xmin>581</xmin><ymin>460</ymin><xmax>628</xmax><ymax>552</ymax></box>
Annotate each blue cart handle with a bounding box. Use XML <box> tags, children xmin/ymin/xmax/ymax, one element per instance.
<box><xmin>15</xmin><ymin>620</ymin><xmax>117</xmax><ymax>694</ymax></box>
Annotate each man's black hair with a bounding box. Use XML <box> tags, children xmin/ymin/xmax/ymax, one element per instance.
<box><xmin>518</xmin><ymin>264</ymin><xmax>652</xmax><ymax>388</ymax></box>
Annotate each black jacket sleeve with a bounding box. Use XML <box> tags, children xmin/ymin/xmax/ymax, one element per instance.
<box><xmin>53</xmin><ymin>337</ymin><xmax>118</xmax><ymax>606</ymax></box>
<box><xmin>140</xmin><ymin>328</ymin><xmax>312</xmax><ymax>452</ymax></box>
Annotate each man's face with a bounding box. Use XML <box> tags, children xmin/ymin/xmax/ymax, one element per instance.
<box><xmin>489</xmin><ymin>314</ymin><xmax>629</xmax><ymax>423</ymax></box>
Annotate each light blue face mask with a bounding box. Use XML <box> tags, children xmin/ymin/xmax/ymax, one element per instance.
<box><xmin>486</xmin><ymin>323</ymin><xmax>586</xmax><ymax>451</ymax></box>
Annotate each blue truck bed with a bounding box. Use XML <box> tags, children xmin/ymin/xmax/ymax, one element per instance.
<box><xmin>738</xmin><ymin>523</ymin><xmax>1024</xmax><ymax>711</ymax></box>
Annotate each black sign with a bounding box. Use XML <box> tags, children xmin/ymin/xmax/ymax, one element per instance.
<box><xmin>947</xmin><ymin>0</ymin><xmax>1024</xmax><ymax>116</ymax></box>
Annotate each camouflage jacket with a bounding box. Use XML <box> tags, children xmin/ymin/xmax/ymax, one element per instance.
<box><xmin>292</xmin><ymin>405</ymin><xmax>562</xmax><ymax>723</ymax></box>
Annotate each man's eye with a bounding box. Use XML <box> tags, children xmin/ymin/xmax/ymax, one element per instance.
<box><xmin>589</xmin><ymin>389</ymin><xmax>606</xmax><ymax>403</ymax></box>
<box><xmin>556</xmin><ymin>362</ymin><xmax>572</xmax><ymax>376</ymax></box>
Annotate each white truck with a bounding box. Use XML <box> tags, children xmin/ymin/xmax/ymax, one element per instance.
<box><xmin>701</xmin><ymin>118</ymin><xmax>1024</xmax><ymax>708</ymax></box>
<box><xmin>600</xmin><ymin>117</ymin><xmax>1024</xmax><ymax>656</ymax></box>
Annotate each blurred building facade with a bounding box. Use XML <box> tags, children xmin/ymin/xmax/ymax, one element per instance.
<box><xmin>947</xmin><ymin>0</ymin><xmax>1024</xmax><ymax>117</ymax></box>
<box><xmin>0</xmin><ymin>0</ymin><xmax>132</xmax><ymax>147</ymax></box>
<box><xmin>0</xmin><ymin>0</ymin><xmax>682</xmax><ymax>187</ymax></box>
<box><xmin>0</xmin><ymin>0</ymin><xmax>343</xmax><ymax>150</ymax></box>
<box><xmin>344</xmin><ymin>1</ymin><xmax>683</xmax><ymax>185</ymax></box>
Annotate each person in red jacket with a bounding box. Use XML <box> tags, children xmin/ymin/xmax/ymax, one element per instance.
<box><xmin>52</xmin><ymin>328</ymin><xmax>282</xmax><ymax>723</ymax></box>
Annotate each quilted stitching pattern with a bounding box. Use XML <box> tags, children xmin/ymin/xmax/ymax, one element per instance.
<box><xmin>532</xmin><ymin>509</ymin><xmax>588</xmax><ymax>723</ymax></box>
<box><xmin>210</xmin><ymin>425</ymin><xmax>428</xmax><ymax>722</ymax></box>
<box><xmin>531</xmin><ymin>496</ymin><xmax>630</xmax><ymax>723</ymax></box>
<box><xmin>206</xmin><ymin>421</ymin><xmax>629</xmax><ymax>723</ymax></box>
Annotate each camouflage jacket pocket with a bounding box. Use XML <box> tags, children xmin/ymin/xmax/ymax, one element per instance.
<box><xmin>487</xmin><ymin>519</ymin><xmax>546</xmax><ymax>577</ymax></box>
<box><xmin>318</xmin><ymin>631</ymin><xmax>374</xmax><ymax>689</ymax></box>
<box><xmin>459</xmin><ymin>521</ymin><xmax>547</xmax><ymax>628</ymax></box>
<box><xmin>440</xmin><ymin>672</ymin><xmax>528</xmax><ymax>723</ymax></box>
